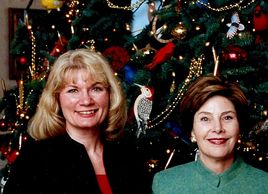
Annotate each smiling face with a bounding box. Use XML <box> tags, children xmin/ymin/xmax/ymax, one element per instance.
<box><xmin>59</xmin><ymin>70</ymin><xmax>110</xmax><ymax>133</ymax></box>
<box><xmin>192</xmin><ymin>95</ymin><xmax>240</xmax><ymax>163</ymax></box>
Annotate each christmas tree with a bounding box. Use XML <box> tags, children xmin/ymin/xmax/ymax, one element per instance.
<box><xmin>1</xmin><ymin>0</ymin><xmax>268</xmax><ymax>187</ymax></box>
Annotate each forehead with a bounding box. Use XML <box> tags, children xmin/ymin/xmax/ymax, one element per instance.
<box><xmin>197</xmin><ymin>95</ymin><xmax>236</xmax><ymax>113</ymax></box>
<box><xmin>62</xmin><ymin>68</ymin><xmax>106</xmax><ymax>84</ymax></box>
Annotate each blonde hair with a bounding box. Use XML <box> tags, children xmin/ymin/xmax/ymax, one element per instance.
<box><xmin>28</xmin><ymin>49</ymin><xmax>127</xmax><ymax>140</ymax></box>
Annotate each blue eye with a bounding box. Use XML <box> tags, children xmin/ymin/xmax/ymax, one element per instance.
<box><xmin>67</xmin><ymin>88</ymin><xmax>78</xmax><ymax>93</ymax></box>
<box><xmin>92</xmin><ymin>87</ymin><xmax>103</xmax><ymax>92</ymax></box>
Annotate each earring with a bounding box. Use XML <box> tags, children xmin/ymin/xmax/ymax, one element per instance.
<box><xmin>194</xmin><ymin>148</ymin><xmax>200</xmax><ymax>161</ymax></box>
<box><xmin>191</xmin><ymin>136</ymin><xmax>197</xmax><ymax>143</ymax></box>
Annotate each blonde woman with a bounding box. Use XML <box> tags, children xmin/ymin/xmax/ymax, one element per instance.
<box><xmin>4</xmin><ymin>49</ymin><xmax>150</xmax><ymax>194</ymax></box>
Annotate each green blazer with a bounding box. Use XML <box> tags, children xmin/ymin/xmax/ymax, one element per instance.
<box><xmin>152</xmin><ymin>157</ymin><xmax>268</xmax><ymax>194</ymax></box>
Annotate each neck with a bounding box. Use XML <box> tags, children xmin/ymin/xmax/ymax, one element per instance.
<box><xmin>67</xmin><ymin>128</ymin><xmax>105</xmax><ymax>174</ymax></box>
<box><xmin>66</xmin><ymin>127</ymin><xmax>102</xmax><ymax>152</ymax></box>
<box><xmin>199</xmin><ymin>154</ymin><xmax>235</xmax><ymax>174</ymax></box>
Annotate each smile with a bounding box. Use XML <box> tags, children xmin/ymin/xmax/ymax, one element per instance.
<box><xmin>208</xmin><ymin>138</ymin><xmax>227</xmax><ymax>145</ymax></box>
<box><xmin>77</xmin><ymin>110</ymin><xmax>96</xmax><ymax>115</ymax></box>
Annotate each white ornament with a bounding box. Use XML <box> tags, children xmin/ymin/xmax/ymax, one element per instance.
<box><xmin>226</xmin><ymin>12</ymin><xmax>245</xmax><ymax>39</ymax></box>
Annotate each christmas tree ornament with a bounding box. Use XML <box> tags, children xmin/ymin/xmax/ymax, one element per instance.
<box><xmin>164</xmin><ymin>148</ymin><xmax>176</xmax><ymax>169</ymax></box>
<box><xmin>102</xmin><ymin>46</ymin><xmax>130</xmax><ymax>72</ymax></box>
<box><xmin>222</xmin><ymin>45</ymin><xmax>248</xmax><ymax>63</ymax></box>
<box><xmin>226</xmin><ymin>12</ymin><xmax>245</xmax><ymax>39</ymax></box>
<box><xmin>212</xmin><ymin>46</ymin><xmax>219</xmax><ymax>76</ymax></box>
<box><xmin>171</xmin><ymin>23</ymin><xmax>187</xmax><ymax>40</ymax></box>
<box><xmin>123</xmin><ymin>65</ymin><xmax>137</xmax><ymax>83</ymax></box>
<box><xmin>253</xmin><ymin>5</ymin><xmax>268</xmax><ymax>31</ymax></box>
<box><xmin>133</xmin><ymin>43</ymin><xmax>156</xmax><ymax>60</ymax></box>
<box><xmin>18</xmin><ymin>56</ymin><xmax>27</xmax><ymax>65</ymax></box>
<box><xmin>152</xmin><ymin>15</ymin><xmax>174</xmax><ymax>43</ymax></box>
<box><xmin>253</xmin><ymin>5</ymin><xmax>268</xmax><ymax>44</ymax></box>
<box><xmin>41</xmin><ymin>0</ymin><xmax>64</xmax><ymax>10</ymax></box>
<box><xmin>133</xmin><ymin>84</ymin><xmax>154</xmax><ymax>138</ymax></box>
<box><xmin>50</xmin><ymin>35</ymin><xmax>68</xmax><ymax>57</ymax></box>
<box><xmin>145</xmin><ymin>42</ymin><xmax>175</xmax><ymax>70</ymax></box>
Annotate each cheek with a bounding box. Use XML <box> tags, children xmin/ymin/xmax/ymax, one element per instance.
<box><xmin>96</xmin><ymin>93</ymin><xmax>110</xmax><ymax>108</ymax></box>
<box><xmin>192</xmin><ymin>122</ymin><xmax>203</xmax><ymax>138</ymax></box>
<box><xmin>59</xmin><ymin>94</ymin><xmax>76</xmax><ymax>112</ymax></box>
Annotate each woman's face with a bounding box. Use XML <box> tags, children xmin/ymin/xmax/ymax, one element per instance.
<box><xmin>192</xmin><ymin>95</ymin><xmax>240</xmax><ymax>162</ymax></box>
<box><xmin>59</xmin><ymin>70</ymin><xmax>109</xmax><ymax>133</ymax></box>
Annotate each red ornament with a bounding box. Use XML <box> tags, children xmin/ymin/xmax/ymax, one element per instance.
<box><xmin>50</xmin><ymin>36</ymin><xmax>68</xmax><ymax>57</ymax></box>
<box><xmin>253</xmin><ymin>5</ymin><xmax>268</xmax><ymax>44</ymax></box>
<box><xmin>5</xmin><ymin>150</ymin><xmax>20</xmax><ymax>164</ymax></box>
<box><xmin>222</xmin><ymin>45</ymin><xmax>248</xmax><ymax>63</ymax></box>
<box><xmin>253</xmin><ymin>5</ymin><xmax>268</xmax><ymax>32</ymax></box>
<box><xmin>18</xmin><ymin>56</ymin><xmax>27</xmax><ymax>65</ymax></box>
<box><xmin>102</xmin><ymin>46</ymin><xmax>130</xmax><ymax>71</ymax></box>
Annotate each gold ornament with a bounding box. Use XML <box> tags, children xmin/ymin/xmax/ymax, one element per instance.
<box><xmin>171</xmin><ymin>23</ymin><xmax>187</xmax><ymax>40</ymax></box>
<box><xmin>41</xmin><ymin>0</ymin><xmax>63</xmax><ymax>10</ymax></box>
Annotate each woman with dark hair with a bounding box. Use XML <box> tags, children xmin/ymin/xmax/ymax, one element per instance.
<box><xmin>152</xmin><ymin>74</ymin><xmax>268</xmax><ymax>194</ymax></box>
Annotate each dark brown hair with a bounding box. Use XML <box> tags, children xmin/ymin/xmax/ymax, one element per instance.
<box><xmin>179</xmin><ymin>74</ymin><xmax>249</xmax><ymax>137</ymax></box>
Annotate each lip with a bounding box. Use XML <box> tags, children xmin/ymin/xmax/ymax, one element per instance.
<box><xmin>207</xmin><ymin>138</ymin><xmax>228</xmax><ymax>145</ymax></box>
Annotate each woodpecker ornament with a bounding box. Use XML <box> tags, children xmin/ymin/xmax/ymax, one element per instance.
<box><xmin>133</xmin><ymin>84</ymin><xmax>154</xmax><ymax>138</ymax></box>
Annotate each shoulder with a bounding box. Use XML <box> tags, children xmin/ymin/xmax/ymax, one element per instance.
<box><xmin>17</xmin><ymin>134</ymin><xmax>82</xmax><ymax>162</ymax></box>
<box><xmin>242</xmin><ymin>161</ymin><xmax>268</xmax><ymax>179</ymax></box>
<box><xmin>152</xmin><ymin>161</ymin><xmax>196</xmax><ymax>193</ymax></box>
<box><xmin>154</xmin><ymin>161</ymin><xmax>196</xmax><ymax>180</ymax></box>
<box><xmin>234</xmin><ymin>160</ymin><xmax>268</xmax><ymax>191</ymax></box>
<box><xmin>153</xmin><ymin>161</ymin><xmax>196</xmax><ymax>186</ymax></box>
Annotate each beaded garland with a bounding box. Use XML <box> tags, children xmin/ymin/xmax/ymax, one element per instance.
<box><xmin>106</xmin><ymin>0</ymin><xmax>146</xmax><ymax>11</ymax></box>
<box><xmin>147</xmin><ymin>55</ymin><xmax>204</xmax><ymax>129</ymax></box>
<box><xmin>195</xmin><ymin>0</ymin><xmax>256</xmax><ymax>12</ymax></box>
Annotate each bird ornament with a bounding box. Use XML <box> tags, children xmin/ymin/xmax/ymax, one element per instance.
<box><xmin>226</xmin><ymin>12</ymin><xmax>245</xmax><ymax>39</ymax></box>
<box><xmin>133</xmin><ymin>84</ymin><xmax>154</xmax><ymax>138</ymax></box>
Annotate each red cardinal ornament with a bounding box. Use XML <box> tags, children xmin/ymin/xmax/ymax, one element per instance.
<box><xmin>253</xmin><ymin>5</ymin><xmax>268</xmax><ymax>44</ymax></box>
<box><xmin>145</xmin><ymin>42</ymin><xmax>175</xmax><ymax>70</ymax></box>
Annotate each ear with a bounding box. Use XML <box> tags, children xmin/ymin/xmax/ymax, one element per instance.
<box><xmin>190</xmin><ymin>130</ymin><xmax>196</xmax><ymax>143</ymax></box>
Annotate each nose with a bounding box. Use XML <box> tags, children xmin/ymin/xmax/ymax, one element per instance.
<box><xmin>79</xmin><ymin>91</ymin><xmax>94</xmax><ymax>105</ymax></box>
<box><xmin>213</xmin><ymin>119</ymin><xmax>224</xmax><ymax>133</ymax></box>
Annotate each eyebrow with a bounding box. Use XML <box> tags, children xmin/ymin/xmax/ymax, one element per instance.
<box><xmin>65</xmin><ymin>81</ymin><xmax>103</xmax><ymax>87</ymax></box>
<box><xmin>196</xmin><ymin>110</ymin><xmax>237</xmax><ymax>116</ymax></box>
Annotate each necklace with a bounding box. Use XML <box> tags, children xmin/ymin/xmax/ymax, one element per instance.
<box><xmin>106</xmin><ymin>0</ymin><xmax>146</xmax><ymax>11</ymax></box>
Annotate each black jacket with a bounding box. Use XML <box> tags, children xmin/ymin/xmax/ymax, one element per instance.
<box><xmin>3</xmin><ymin>134</ymin><xmax>151</xmax><ymax>194</ymax></box>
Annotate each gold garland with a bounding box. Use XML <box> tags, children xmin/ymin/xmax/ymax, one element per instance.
<box><xmin>106</xmin><ymin>0</ymin><xmax>146</xmax><ymax>11</ymax></box>
<box><xmin>151</xmin><ymin>15</ymin><xmax>174</xmax><ymax>43</ymax></box>
<box><xmin>195</xmin><ymin>0</ymin><xmax>256</xmax><ymax>12</ymax></box>
<box><xmin>147</xmin><ymin>55</ymin><xmax>204</xmax><ymax>129</ymax></box>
